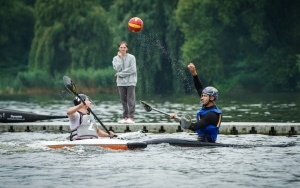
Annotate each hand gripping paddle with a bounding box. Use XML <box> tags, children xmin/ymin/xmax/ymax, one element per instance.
<box><xmin>140</xmin><ymin>100</ymin><xmax>191</xmax><ymax>129</ymax></box>
<box><xmin>63</xmin><ymin>76</ymin><xmax>112</xmax><ymax>136</ymax></box>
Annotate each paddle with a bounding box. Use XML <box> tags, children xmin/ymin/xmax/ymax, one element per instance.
<box><xmin>140</xmin><ymin>100</ymin><xmax>192</xmax><ymax>129</ymax></box>
<box><xmin>63</xmin><ymin>76</ymin><xmax>112</xmax><ymax>136</ymax></box>
<box><xmin>0</xmin><ymin>109</ymin><xmax>67</xmax><ymax>123</ymax></box>
<box><xmin>140</xmin><ymin>100</ymin><xmax>173</xmax><ymax>117</ymax></box>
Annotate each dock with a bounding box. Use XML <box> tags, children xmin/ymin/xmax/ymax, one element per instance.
<box><xmin>0</xmin><ymin>122</ymin><xmax>299</xmax><ymax>136</ymax></box>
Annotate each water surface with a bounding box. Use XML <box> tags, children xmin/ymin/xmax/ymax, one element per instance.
<box><xmin>1</xmin><ymin>92</ymin><xmax>299</xmax><ymax>188</ymax></box>
<box><xmin>0</xmin><ymin>132</ymin><xmax>299</xmax><ymax>188</ymax></box>
<box><xmin>0</xmin><ymin>92</ymin><xmax>299</xmax><ymax>123</ymax></box>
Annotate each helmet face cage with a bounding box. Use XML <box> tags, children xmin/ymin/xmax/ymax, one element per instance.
<box><xmin>73</xmin><ymin>94</ymin><xmax>88</xmax><ymax>106</ymax></box>
<box><xmin>202</xmin><ymin>87</ymin><xmax>218</xmax><ymax>100</ymax></box>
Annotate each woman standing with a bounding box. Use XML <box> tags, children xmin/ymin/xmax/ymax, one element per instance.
<box><xmin>112</xmin><ymin>41</ymin><xmax>137</xmax><ymax>124</ymax></box>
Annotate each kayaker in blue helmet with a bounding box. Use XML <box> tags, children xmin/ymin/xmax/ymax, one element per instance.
<box><xmin>170</xmin><ymin>63</ymin><xmax>222</xmax><ymax>142</ymax></box>
<box><xmin>67</xmin><ymin>94</ymin><xmax>114</xmax><ymax>141</ymax></box>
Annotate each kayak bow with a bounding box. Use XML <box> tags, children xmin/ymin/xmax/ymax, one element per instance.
<box><xmin>43</xmin><ymin>138</ymin><xmax>147</xmax><ymax>150</ymax></box>
<box><xmin>0</xmin><ymin>109</ymin><xmax>67</xmax><ymax>123</ymax></box>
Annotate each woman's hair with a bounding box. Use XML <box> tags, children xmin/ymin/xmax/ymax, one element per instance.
<box><xmin>118</xmin><ymin>41</ymin><xmax>128</xmax><ymax>48</ymax></box>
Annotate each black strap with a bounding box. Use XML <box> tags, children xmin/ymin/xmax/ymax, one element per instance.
<box><xmin>78</xmin><ymin>111</ymin><xmax>84</xmax><ymax>124</ymax></box>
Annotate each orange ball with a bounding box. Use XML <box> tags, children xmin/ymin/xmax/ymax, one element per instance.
<box><xmin>128</xmin><ymin>17</ymin><xmax>143</xmax><ymax>32</ymax></box>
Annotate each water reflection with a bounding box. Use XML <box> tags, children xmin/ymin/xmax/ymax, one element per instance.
<box><xmin>0</xmin><ymin>92</ymin><xmax>299</xmax><ymax>123</ymax></box>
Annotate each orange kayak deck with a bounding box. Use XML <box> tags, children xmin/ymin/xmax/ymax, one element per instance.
<box><xmin>43</xmin><ymin>138</ymin><xmax>147</xmax><ymax>150</ymax></box>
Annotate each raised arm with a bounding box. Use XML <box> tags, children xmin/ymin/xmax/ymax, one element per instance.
<box><xmin>187</xmin><ymin>63</ymin><xmax>204</xmax><ymax>97</ymax></box>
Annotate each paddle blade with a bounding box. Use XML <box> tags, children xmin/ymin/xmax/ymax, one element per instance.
<box><xmin>63</xmin><ymin>76</ymin><xmax>78</xmax><ymax>95</ymax></box>
<box><xmin>140</xmin><ymin>101</ymin><xmax>152</xmax><ymax>112</ymax></box>
<box><xmin>180</xmin><ymin>114</ymin><xmax>192</xmax><ymax>129</ymax></box>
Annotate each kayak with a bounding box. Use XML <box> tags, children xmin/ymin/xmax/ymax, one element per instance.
<box><xmin>145</xmin><ymin>138</ymin><xmax>296</xmax><ymax>148</ymax></box>
<box><xmin>43</xmin><ymin>138</ymin><xmax>147</xmax><ymax>150</ymax></box>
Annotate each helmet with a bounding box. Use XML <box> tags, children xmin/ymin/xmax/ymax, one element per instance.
<box><xmin>202</xmin><ymin>86</ymin><xmax>218</xmax><ymax>100</ymax></box>
<box><xmin>73</xmin><ymin>94</ymin><xmax>88</xmax><ymax>106</ymax></box>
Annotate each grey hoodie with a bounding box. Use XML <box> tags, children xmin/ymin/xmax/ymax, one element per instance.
<box><xmin>112</xmin><ymin>53</ymin><xmax>137</xmax><ymax>86</ymax></box>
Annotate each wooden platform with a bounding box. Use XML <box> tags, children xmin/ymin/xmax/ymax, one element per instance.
<box><xmin>0</xmin><ymin>122</ymin><xmax>299</xmax><ymax>136</ymax></box>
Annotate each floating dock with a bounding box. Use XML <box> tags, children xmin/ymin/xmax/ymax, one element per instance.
<box><xmin>0</xmin><ymin>122</ymin><xmax>299</xmax><ymax>136</ymax></box>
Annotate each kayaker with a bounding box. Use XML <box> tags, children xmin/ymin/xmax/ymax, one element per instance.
<box><xmin>67</xmin><ymin>94</ymin><xmax>114</xmax><ymax>141</ymax></box>
<box><xmin>170</xmin><ymin>63</ymin><xmax>222</xmax><ymax>142</ymax></box>
<box><xmin>112</xmin><ymin>41</ymin><xmax>137</xmax><ymax>124</ymax></box>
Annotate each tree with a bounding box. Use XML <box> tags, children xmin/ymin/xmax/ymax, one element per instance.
<box><xmin>0</xmin><ymin>0</ymin><xmax>34</xmax><ymax>77</ymax></box>
<box><xmin>175</xmin><ymin>0</ymin><xmax>300</xmax><ymax>91</ymax></box>
<box><xmin>109</xmin><ymin>0</ymin><xmax>186</xmax><ymax>95</ymax></box>
<box><xmin>28</xmin><ymin>0</ymin><xmax>112</xmax><ymax>76</ymax></box>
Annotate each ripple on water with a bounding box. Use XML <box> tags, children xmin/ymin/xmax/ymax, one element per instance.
<box><xmin>0</xmin><ymin>132</ymin><xmax>299</xmax><ymax>188</ymax></box>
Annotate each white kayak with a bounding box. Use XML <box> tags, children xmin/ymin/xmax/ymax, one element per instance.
<box><xmin>43</xmin><ymin>138</ymin><xmax>147</xmax><ymax>150</ymax></box>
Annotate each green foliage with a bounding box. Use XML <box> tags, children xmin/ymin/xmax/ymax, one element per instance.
<box><xmin>2</xmin><ymin>68</ymin><xmax>116</xmax><ymax>93</ymax></box>
<box><xmin>16</xmin><ymin>70</ymin><xmax>54</xmax><ymax>88</ymax></box>
<box><xmin>109</xmin><ymin>0</ymin><xmax>186</xmax><ymax>95</ymax></box>
<box><xmin>0</xmin><ymin>0</ymin><xmax>34</xmax><ymax>77</ymax></box>
<box><xmin>297</xmin><ymin>55</ymin><xmax>300</xmax><ymax>72</ymax></box>
<box><xmin>175</xmin><ymin>0</ymin><xmax>224</xmax><ymax>84</ymax></box>
<box><xmin>1</xmin><ymin>0</ymin><xmax>300</xmax><ymax>94</ymax></box>
<box><xmin>0</xmin><ymin>76</ymin><xmax>16</xmax><ymax>94</ymax></box>
<box><xmin>260</xmin><ymin>48</ymin><xmax>299</xmax><ymax>91</ymax></box>
<box><xmin>29</xmin><ymin>0</ymin><xmax>113</xmax><ymax>75</ymax></box>
<box><xmin>67</xmin><ymin>67</ymin><xmax>115</xmax><ymax>90</ymax></box>
<box><xmin>176</xmin><ymin>0</ymin><xmax>300</xmax><ymax>91</ymax></box>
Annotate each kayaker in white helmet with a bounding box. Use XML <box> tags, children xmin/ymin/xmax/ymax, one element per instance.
<box><xmin>67</xmin><ymin>94</ymin><xmax>114</xmax><ymax>141</ymax></box>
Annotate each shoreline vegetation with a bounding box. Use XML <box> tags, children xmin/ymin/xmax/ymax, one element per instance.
<box><xmin>0</xmin><ymin>68</ymin><xmax>117</xmax><ymax>95</ymax></box>
<box><xmin>0</xmin><ymin>68</ymin><xmax>298</xmax><ymax>95</ymax></box>
<box><xmin>0</xmin><ymin>87</ymin><xmax>118</xmax><ymax>95</ymax></box>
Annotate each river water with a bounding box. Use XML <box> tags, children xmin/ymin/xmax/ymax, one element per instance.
<box><xmin>0</xmin><ymin>132</ymin><xmax>299</xmax><ymax>188</ymax></box>
<box><xmin>0</xmin><ymin>93</ymin><xmax>300</xmax><ymax>187</ymax></box>
<box><xmin>0</xmin><ymin>92</ymin><xmax>299</xmax><ymax>123</ymax></box>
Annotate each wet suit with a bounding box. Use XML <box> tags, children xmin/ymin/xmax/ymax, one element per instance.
<box><xmin>188</xmin><ymin>75</ymin><xmax>222</xmax><ymax>142</ymax></box>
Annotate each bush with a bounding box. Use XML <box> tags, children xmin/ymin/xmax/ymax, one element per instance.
<box><xmin>66</xmin><ymin>67</ymin><xmax>115</xmax><ymax>91</ymax></box>
<box><xmin>17</xmin><ymin>70</ymin><xmax>54</xmax><ymax>88</ymax></box>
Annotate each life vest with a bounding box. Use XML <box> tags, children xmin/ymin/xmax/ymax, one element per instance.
<box><xmin>195</xmin><ymin>106</ymin><xmax>222</xmax><ymax>142</ymax></box>
<box><xmin>70</xmin><ymin>112</ymin><xmax>98</xmax><ymax>141</ymax></box>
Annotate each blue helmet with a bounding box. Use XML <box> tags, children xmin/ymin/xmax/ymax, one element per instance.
<box><xmin>202</xmin><ymin>86</ymin><xmax>218</xmax><ymax>100</ymax></box>
<box><xmin>73</xmin><ymin>94</ymin><xmax>88</xmax><ymax>106</ymax></box>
